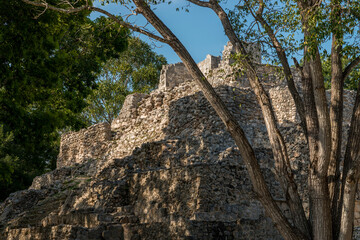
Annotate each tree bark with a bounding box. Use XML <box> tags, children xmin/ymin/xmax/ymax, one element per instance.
<box><xmin>338</xmin><ymin>82</ymin><xmax>360</xmax><ymax>240</ymax></box>
<box><xmin>311</xmin><ymin>39</ymin><xmax>334</xmax><ymax>240</ymax></box>
<box><xmin>328</xmin><ymin>33</ymin><xmax>344</xmax><ymax>239</ymax></box>
<box><xmin>308</xmin><ymin>42</ymin><xmax>333</xmax><ymax>240</ymax></box>
<box><xmin>301</xmin><ymin>57</ymin><xmax>333</xmax><ymax>240</ymax></box>
<box><xmin>296</xmin><ymin>1</ymin><xmax>333</xmax><ymax>237</ymax></box>
<box><xmin>252</xmin><ymin>1</ymin><xmax>307</xmax><ymax>138</ymax></box>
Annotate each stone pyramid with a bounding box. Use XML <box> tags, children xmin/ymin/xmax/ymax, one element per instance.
<box><xmin>0</xmin><ymin>43</ymin><xmax>358</xmax><ymax>240</ymax></box>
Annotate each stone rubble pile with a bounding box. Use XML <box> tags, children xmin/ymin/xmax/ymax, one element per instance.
<box><xmin>0</xmin><ymin>42</ymin><xmax>358</xmax><ymax>240</ymax></box>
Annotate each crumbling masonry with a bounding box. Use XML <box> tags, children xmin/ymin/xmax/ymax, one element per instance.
<box><xmin>1</xmin><ymin>42</ymin><xmax>359</xmax><ymax>240</ymax></box>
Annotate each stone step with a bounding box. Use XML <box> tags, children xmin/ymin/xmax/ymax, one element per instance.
<box><xmin>114</xmin><ymin>215</ymin><xmax>139</xmax><ymax>224</ymax></box>
<box><xmin>112</xmin><ymin>205</ymin><xmax>134</xmax><ymax>215</ymax></box>
<box><xmin>4</xmin><ymin>223</ymin><xmax>124</xmax><ymax>240</ymax></box>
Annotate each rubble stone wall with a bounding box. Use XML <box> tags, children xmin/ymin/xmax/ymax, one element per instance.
<box><xmin>2</xmin><ymin>42</ymin><xmax>360</xmax><ymax>240</ymax></box>
<box><xmin>158</xmin><ymin>63</ymin><xmax>193</xmax><ymax>90</ymax></box>
<box><xmin>198</xmin><ymin>54</ymin><xmax>221</xmax><ymax>75</ymax></box>
<box><xmin>159</xmin><ymin>42</ymin><xmax>261</xmax><ymax>90</ymax></box>
<box><xmin>57</xmin><ymin>123</ymin><xmax>112</xmax><ymax>168</ymax></box>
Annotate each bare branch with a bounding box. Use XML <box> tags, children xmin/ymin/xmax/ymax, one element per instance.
<box><xmin>23</xmin><ymin>0</ymin><xmax>89</xmax><ymax>13</ymax></box>
<box><xmin>343</xmin><ymin>56</ymin><xmax>360</xmax><ymax>80</ymax></box>
<box><xmin>91</xmin><ymin>6</ymin><xmax>169</xmax><ymax>44</ymax></box>
<box><xmin>187</xmin><ymin>0</ymin><xmax>212</xmax><ymax>8</ymax></box>
<box><xmin>22</xmin><ymin>0</ymin><xmax>170</xmax><ymax>44</ymax></box>
<box><xmin>34</xmin><ymin>3</ymin><xmax>48</xmax><ymax>19</ymax></box>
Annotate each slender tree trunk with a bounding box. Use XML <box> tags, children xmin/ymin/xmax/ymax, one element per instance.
<box><xmin>297</xmin><ymin>0</ymin><xmax>333</xmax><ymax>237</ymax></box>
<box><xmin>207</xmin><ymin>3</ymin><xmax>310</xmax><ymax>237</ymax></box>
<box><xmin>328</xmin><ymin>33</ymin><xmax>344</xmax><ymax>239</ymax></box>
<box><xmin>338</xmin><ymin>82</ymin><xmax>360</xmax><ymax>240</ymax></box>
<box><xmin>254</xmin><ymin>7</ymin><xmax>307</xmax><ymax>138</ymax></box>
<box><xmin>299</xmin><ymin>51</ymin><xmax>332</xmax><ymax>239</ymax></box>
<box><xmin>301</xmin><ymin>60</ymin><xmax>320</xmax><ymax>240</ymax></box>
<box><xmin>132</xmin><ymin>1</ymin><xmax>307</xmax><ymax>239</ymax></box>
<box><xmin>338</xmin><ymin>169</ymin><xmax>359</xmax><ymax>240</ymax></box>
<box><xmin>308</xmin><ymin>44</ymin><xmax>333</xmax><ymax>240</ymax></box>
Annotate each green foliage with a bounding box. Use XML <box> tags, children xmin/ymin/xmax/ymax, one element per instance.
<box><xmin>228</xmin><ymin>0</ymin><xmax>302</xmax><ymax>63</ymax></box>
<box><xmin>0</xmin><ymin>125</ymin><xmax>18</xmax><ymax>186</ymax></box>
<box><xmin>228</xmin><ymin>0</ymin><xmax>360</xmax><ymax>64</ymax></box>
<box><xmin>322</xmin><ymin>54</ymin><xmax>360</xmax><ymax>90</ymax></box>
<box><xmin>83</xmin><ymin>79</ymin><xmax>130</xmax><ymax>124</ymax></box>
<box><xmin>83</xmin><ymin>37</ymin><xmax>167</xmax><ymax>124</ymax></box>
<box><xmin>0</xmin><ymin>0</ymin><xmax>128</xmax><ymax>200</ymax></box>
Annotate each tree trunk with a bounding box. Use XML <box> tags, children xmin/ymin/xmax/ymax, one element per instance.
<box><xmin>308</xmin><ymin>46</ymin><xmax>333</xmax><ymax>240</ymax></box>
<box><xmin>208</xmin><ymin>2</ymin><xmax>310</xmax><ymax>238</ymax></box>
<box><xmin>328</xmin><ymin>33</ymin><xmax>344</xmax><ymax>239</ymax></box>
<box><xmin>338</xmin><ymin>82</ymin><xmax>360</xmax><ymax>240</ymax></box>
<box><xmin>254</xmin><ymin>8</ymin><xmax>307</xmax><ymax>138</ymax></box>
<box><xmin>297</xmin><ymin>0</ymin><xmax>333</xmax><ymax>237</ymax></box>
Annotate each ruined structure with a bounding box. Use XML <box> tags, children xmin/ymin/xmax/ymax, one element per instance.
<box><xmin>0</xmin><ymin>43</ymin><xmax>359</xmax><ymax>239</ymax></box>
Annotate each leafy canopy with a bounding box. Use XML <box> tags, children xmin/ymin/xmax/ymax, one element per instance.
<box><xmin>0</xmin><ymin>0</ymin><xmax>129</xmax><ymax>200</ymax></box>
<box><xmin>83</xmin><ymin>37</ymin><xmax>167</xmax><ymax>124</ymax></box>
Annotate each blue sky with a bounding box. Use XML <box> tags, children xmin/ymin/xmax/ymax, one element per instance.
<box><xmin>90</xmin><ymin>1</ymin><xmax>236</xmax><ymax>64</ymax></box>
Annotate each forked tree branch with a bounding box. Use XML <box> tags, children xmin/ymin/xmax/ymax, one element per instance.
<box><xmin>343</xmin><ymin>56</ymin><xmax>360</xmax><ymax>80</ymax></box>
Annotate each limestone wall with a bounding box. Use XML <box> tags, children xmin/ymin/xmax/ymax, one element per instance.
<box><xmin>197</xmin><ymin>54</ymin><xmax>221</xmax><ymax>75</ymax></box>
<box><xmin>3</xmin><ymin>42</ymin><xmax>360</xmax><ymax>240</ymax></box>
<box><xmin>57</xmin><ymin>123</ymin><xmax>112</xmax><ymax>168</ymax></box>
<box><xmin>158</xmin><ymin>41</ymin><xmax>261</xmax><ymax>90</ymax></box>
<box><xmin>158</xmin><ymin>63</ymin><xmax>193</xmax><ymax>90</ymax></box>
<box><xmin>111</xmin><ymin>92</ymin><xmax>148</xmax><ymax>130</ymax></box>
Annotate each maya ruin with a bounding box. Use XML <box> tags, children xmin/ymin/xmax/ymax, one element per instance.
<box><xmin>1</xmin><ymin>42</ymin><xmax>359</xmax><ymax>240</ymax></box>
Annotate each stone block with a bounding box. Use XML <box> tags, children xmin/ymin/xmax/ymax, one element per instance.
<box><xmin>158</xmin><ymin>63</ymin><xmax>193</xmax><ymax>90</ymax></box>
<box><xmin>57</xmin><ymin>122</ymin><xmax>111</xmax><ymax>168</ymax></box>
<box><xmin>198</xmin><ymin>54</ymin><xmax>221</xmax><ymax>75</ymax></box>
<box><xmin>102</xmin><ymin>225</ymin><xmax>124</xmax><ymax>240</ymax></box>
<box><xmin>113</xmin><ymin>93</ymin><xmax>148</xmax><ymax>123</ymax></box>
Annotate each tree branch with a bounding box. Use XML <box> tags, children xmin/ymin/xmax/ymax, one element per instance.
<box><xmin>250</xmin><ymin>0</ymin><xmax>307</xmax><ymax>139</ymax></box>
<box><xmin>338</xmin><ymin>81</ymin><xmax>360</xmax><ymax>240</ymax></box>
<box><xmin>23</xmin><ymin>0</ymin><xmax>90</xmax><ymax>13</ymax></box>
<box><xmin>343</xmin><ymin>56</ymin><xmax>360</xmax><ymax>80</ymax></box>
<box><xmin>22</xmin><ymin>0</ymin><xmax>170</xmax><ymax>44</ymax></box>
<box><xmin>187</xmin><ymin>0</ymin><xmax>212</xmax><ymax>8</ymax></box>
<box><xmin>91</xmin><ymin>6</ymin><xmax>170</xmax><ymax>44</ymax></box>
